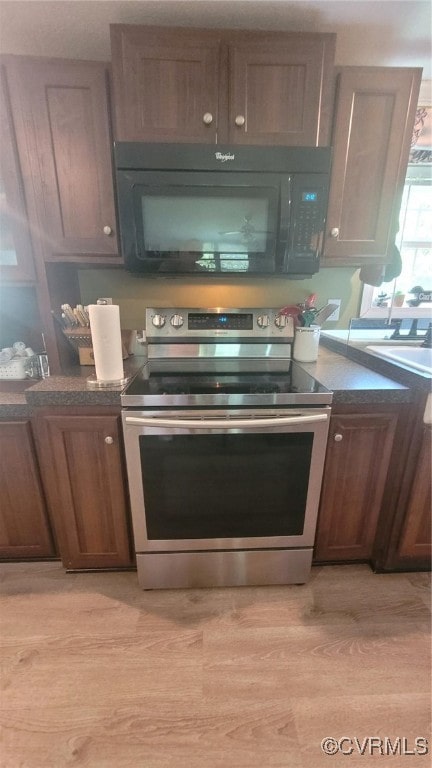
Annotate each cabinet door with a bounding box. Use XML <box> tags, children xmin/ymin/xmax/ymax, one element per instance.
<box><xmin>7</xmin><ymin>57</ymin><xmax>118</xmax><ymax>259</ymax></box>
<box><xmin>323</xmin><ymin>67</ymin><xmax>421</xmax><ymax>264</ymax></box>
<box><xmin>111</xmin><ymin>25</ymin><xmax>221</xmax><ymax>143</ymax></box>
<box><xmin>36</xmin><ymin>414</ymin><xmax>131</xmax><ymax>569</ymax></box>
<box><xmin>397</xmin><ymin>426</ymin><xmax>431</xmax><ymax>561</ymax></box>
<box><xmin>315</xmin><ymin>412</ymin><xmax>398</xmax><ymax>561</ymax></box>
<box><xmin>228</xmin><ymin>33</ymin><xmax>335</xmax><ymax>146</ymax></box>
<box><xmin>0</xmin><ymin>65</ymin><xmax>35</xmax><ymax>281</ymax></box>
<box><xmin>0</xmin><ymin>420</ymin><xmax>54</xmax><ymax>558</ymax></box>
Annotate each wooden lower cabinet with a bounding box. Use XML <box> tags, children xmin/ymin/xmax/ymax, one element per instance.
<box><xmin>0</xmin><ymin>420</ymin><xmax>54</xmax><ymax>558</ymax></box>
<box><xmin>396</xmin><ymin>426</ymin><xmax>431</xmax><ymax>562</ymax></box>
<box><xmin>33</xmin><ymin>411</ymin><xmax>132</xmax><ymax>570</ymax></box>
<box><xmin>314</xmin><ymin>409</ymin><xmax>399</xmax><ymax>562</ymax></box>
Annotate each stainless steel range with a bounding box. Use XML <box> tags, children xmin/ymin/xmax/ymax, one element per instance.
<box><xmin>121</xmin><ymin>308</ymin><xmax>332</xmax><ymax>589</ymax></box>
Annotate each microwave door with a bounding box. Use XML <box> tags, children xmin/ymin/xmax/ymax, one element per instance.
<box><xmin>118</xmin><ymin>170</ymin><xmax>280</xmax><ymax>275</ymax></box>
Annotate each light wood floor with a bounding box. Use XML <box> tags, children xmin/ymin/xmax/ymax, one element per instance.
<box><xmin>0</xmin><ymin>562</ymin><xmax>430</xmax><ymax>768</ymax></box>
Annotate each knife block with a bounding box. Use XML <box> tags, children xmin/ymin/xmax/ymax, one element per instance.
<box><xmin>62</xmin><ymin>328</ymin><xmax>131</xmax><ymax>366</ymax></box>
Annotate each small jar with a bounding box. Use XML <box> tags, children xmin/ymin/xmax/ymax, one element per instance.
<box><xmin>293</xmin><ymin>324</ymin><xmax>321</xmax><ymax>363</ymax></box>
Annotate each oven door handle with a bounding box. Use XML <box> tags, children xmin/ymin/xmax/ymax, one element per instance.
<box><xmin>125</xmin><ymin>413</ymin><xmax>328</xmax><ymax>429</ymax></box>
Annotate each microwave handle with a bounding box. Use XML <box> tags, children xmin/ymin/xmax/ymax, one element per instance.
<box><xmin>125</xmin><ymin>413</ymin><xmax>328</xmax><ymax>429</ymax></box>
<box><xmin>278</xmin><ymin>176</ymin><xmax>291</xmax><ymax>270</ymax></box>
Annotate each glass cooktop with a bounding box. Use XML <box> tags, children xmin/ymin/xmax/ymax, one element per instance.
<box><xmin>122</xmin><ymin>359</ymin><xmax>332</xmax><ymax>407</ymax></box>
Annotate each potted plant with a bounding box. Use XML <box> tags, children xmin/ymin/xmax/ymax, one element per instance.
<box><xmin>392</xmin><ymin>290</ymin><xmax>405</xmax><ymax>307</ymax></box>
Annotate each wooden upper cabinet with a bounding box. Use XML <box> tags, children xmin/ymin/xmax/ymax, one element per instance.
<box><xmin>0</xmin><ymin>65</ymin><xmax>36</xmax><ymax>281</ymax></box>
<box><xmin>323</xmin><ymin>67</ymin><xmax>422</xmax><ymax>265</ymax></box>
<box><xmin>111</xmin><ymin>25</ymin><xmax>222</xmax><ymax>143</ymax></box>
<box><xmin>6</xmin><ymin>56</ymin><xmax>119</xmax><ymax>260</ymax></box>
<box><xmin>33</xmin><ymin>413</ymin><xmax>132</xmax><ymax>570</ymax></box>
<box><xmin>0</xmin><ymin>420</ymin><xmax>54</xmax><ymax>559</ymax></box>
<box><xmin>228</xmin><ymin>34</ymin><xmax>335</xmax><ymax>145</ymax></box>
<box><xmin>110</xmin><ymin>25</ymin><xmax>335</xmax><ymax>146</ymax></box>
<box><xmin>315</xmin><ymin>410</ymin><xmax>398</xmax><ymax>562</ymax></box>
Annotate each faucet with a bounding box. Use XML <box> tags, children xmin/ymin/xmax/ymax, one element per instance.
<box><xmin>421</xmin><ymin>323</ymin><xmax>432</xmax><ymax>348</ymax></box>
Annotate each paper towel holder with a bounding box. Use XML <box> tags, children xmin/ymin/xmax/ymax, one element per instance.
<box><xmin>86</xmin><ymin>298</ymin><xmax>130</xmax><ymax>388</ymax></box>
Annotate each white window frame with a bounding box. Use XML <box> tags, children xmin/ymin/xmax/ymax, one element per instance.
<box><xmin>359</xmin><ymin>285</ymin><xmax>431</xmax><ymax>320</ymax></box>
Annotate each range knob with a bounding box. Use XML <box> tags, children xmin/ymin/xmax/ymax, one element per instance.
<box><xmin>257</xmin><ymin>314</ymin><xmax>270</xmax><ymax>329</ymax></box>
<box><xmin>170</xmin><ymin>313</ymin><xmax>184</xmax><ymax>328</ymax></box>
<box><xmin>274</xmin><ymin>314</ymin><xmax>288</xmax><ymax>328</ymax></box>
<box><xmin>152</xmin><ymin>313</ymin><xmax>166</xmax><ymax>328</ymax></box>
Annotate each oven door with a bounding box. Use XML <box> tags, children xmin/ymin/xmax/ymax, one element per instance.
<box><xmin>122</xmin><ymin>408</ymin><xmax>330</xmax><ymax>552</ymax></box>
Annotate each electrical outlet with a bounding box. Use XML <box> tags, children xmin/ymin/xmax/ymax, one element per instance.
<box><xmin>327</xmin><ymin>299</ymin><xmax>342</xmax><ymax>322</ymax></box>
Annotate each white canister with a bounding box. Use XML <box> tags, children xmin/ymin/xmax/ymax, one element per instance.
<box><xmin>293</xmin><ymin>324</ymin><xmax>321</xmax><ymax>363</ymax></box>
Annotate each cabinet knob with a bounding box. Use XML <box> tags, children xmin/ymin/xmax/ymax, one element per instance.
<box><xmin>203</xmin><ymin>112</ymin><xmax>213</xmax><ymax>125</ymax></box>
<box><xmin>235</xmin><ymin>115</ymin><xmax>246</xmax><ymax>127</ymax></box>
<box><xmin>105</xmin><ymin>436</ymin><xmax>114</xmax><ymax>445</ymax></box>
<box><xmin>103</xmin><ymin>226</ymin><xmax>113</xmax><ymax>236</ymax></box>
<box><xmin>330</xmin><ymin>227</ymin><xmax>339</xmax><ymax>239</ymax></box>
<box><xmin>334</xmin><ymin>433</ymin><xmax>343</xmax><ymax>442</ymax></box>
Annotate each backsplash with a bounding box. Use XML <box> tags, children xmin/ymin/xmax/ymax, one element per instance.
<box><xmin>78</xmin><ymin>267</ymin><xmax>362</xmax><ymax>331</ymax></box>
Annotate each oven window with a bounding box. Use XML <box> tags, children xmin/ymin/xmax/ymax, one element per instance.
<box><xmin>139</xmin><ymin>432</ymin><xmax>313</xmax><ymax>539</ymax></box>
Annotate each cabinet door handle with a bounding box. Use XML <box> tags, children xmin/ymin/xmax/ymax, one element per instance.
<box><xmin>103</xmin><ymin>226</ymin><xmax>113</xmax><ymax>236</ymax></box>
<box><xmin>235</xmin><ymin>115</ymin><xmax>245</xmax><ymax>127</ymax></box>
<box><xmin>334</xmin><ymin>433</ymin><xmax>343</xmax><ymax>442</ymax></box>
<box><xmin>105</xmin><ymin>436</ymin><xmax>114</xmax><ymax>445</ymax></box>
<box><xmin>330</xmin><ymin>227</ymin><xmax>339</xmax><ymax>239</ymax></box>
<box><xmin>203</xmin><ymin>112</ymin><xmax>213</xmax><ymax>125</ymax></box>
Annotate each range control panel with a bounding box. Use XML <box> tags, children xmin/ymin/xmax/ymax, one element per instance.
<box><xmin>145</xmin><ymin>308</ymin><xmax>294</xmax><ymax>342</ymax></box>
<box><xmin>188</xmin><ymin>313</ymin><xmax>253</xmax><ymax>331</ymax></box>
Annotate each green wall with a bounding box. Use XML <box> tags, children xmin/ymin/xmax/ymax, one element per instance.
<box><xmin>78</xmin><ymin>267</ymin><xmax>363</xmax><ymax>330</ymax></box>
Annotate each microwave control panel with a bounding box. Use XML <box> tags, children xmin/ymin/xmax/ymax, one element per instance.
<box><xmin>292</xmin><ymin>184</ymin><xmax>326</xmax><ymax>251</ymax></box>
<box><xmin>293</xmin><ymin>191</ymin><xmax>322</xmax><ymax>251</ymax></box>
<box><xmin>286</xmin><ymin>174</ymin><xmax>328</xmax><ymax>273</ymax></box>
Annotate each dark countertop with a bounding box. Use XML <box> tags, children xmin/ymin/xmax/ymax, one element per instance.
<box><xmin>320</xmin><ymin>333</ymin><xmax>432</xmax><ymax>394</ymax></box>
<box><xmin>298</xmin><ymin>347</ymin><xmax>411</xmax><ymax>404</ymax></box>
<box><xmin>0</xmin><ymin>345</ymin><xmax>417</xmax><ymax>414</ymax></box>
<box><xmin>0</xmin><ymin>358</ymin><xmax>144</xmax><ymax>414</ymax></box>
<box><xmin>0</xmin><ymin>391</ymin><xmax>31</xmax><ymax>418</ymax></box>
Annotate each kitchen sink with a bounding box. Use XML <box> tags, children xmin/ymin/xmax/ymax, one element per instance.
<box><xmin>366</xmin><ymin>345</ymin><xmax>432</xmax><ymax>375</ymax></box>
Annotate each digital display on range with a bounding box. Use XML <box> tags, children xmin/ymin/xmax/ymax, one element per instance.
<box><xmin>188</xmin><ymin>313</ymin><xmax>254</xmax><ymax>330</ymax></box>
<box><xmin>302</xmin><ymin>192</ymin><xmax>318</xmax><ymax>202</ymax></box>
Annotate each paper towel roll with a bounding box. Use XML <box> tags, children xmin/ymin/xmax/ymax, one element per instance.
<box><xmin>88</xmin><ymin>304</ymin><xmax>124</xmax><ymax>382</ymax></box>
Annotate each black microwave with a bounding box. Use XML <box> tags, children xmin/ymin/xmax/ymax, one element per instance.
<box><xmin>114</xmin><ymin>143</ymin><xmax>331</xmax><ymax>277</ymax></box>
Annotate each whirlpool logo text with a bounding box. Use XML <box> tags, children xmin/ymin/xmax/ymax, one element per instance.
<box><xmin>215</xmin><ymin>152</ymin><xmax>235</xmax><ymax>162</ymax></box>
